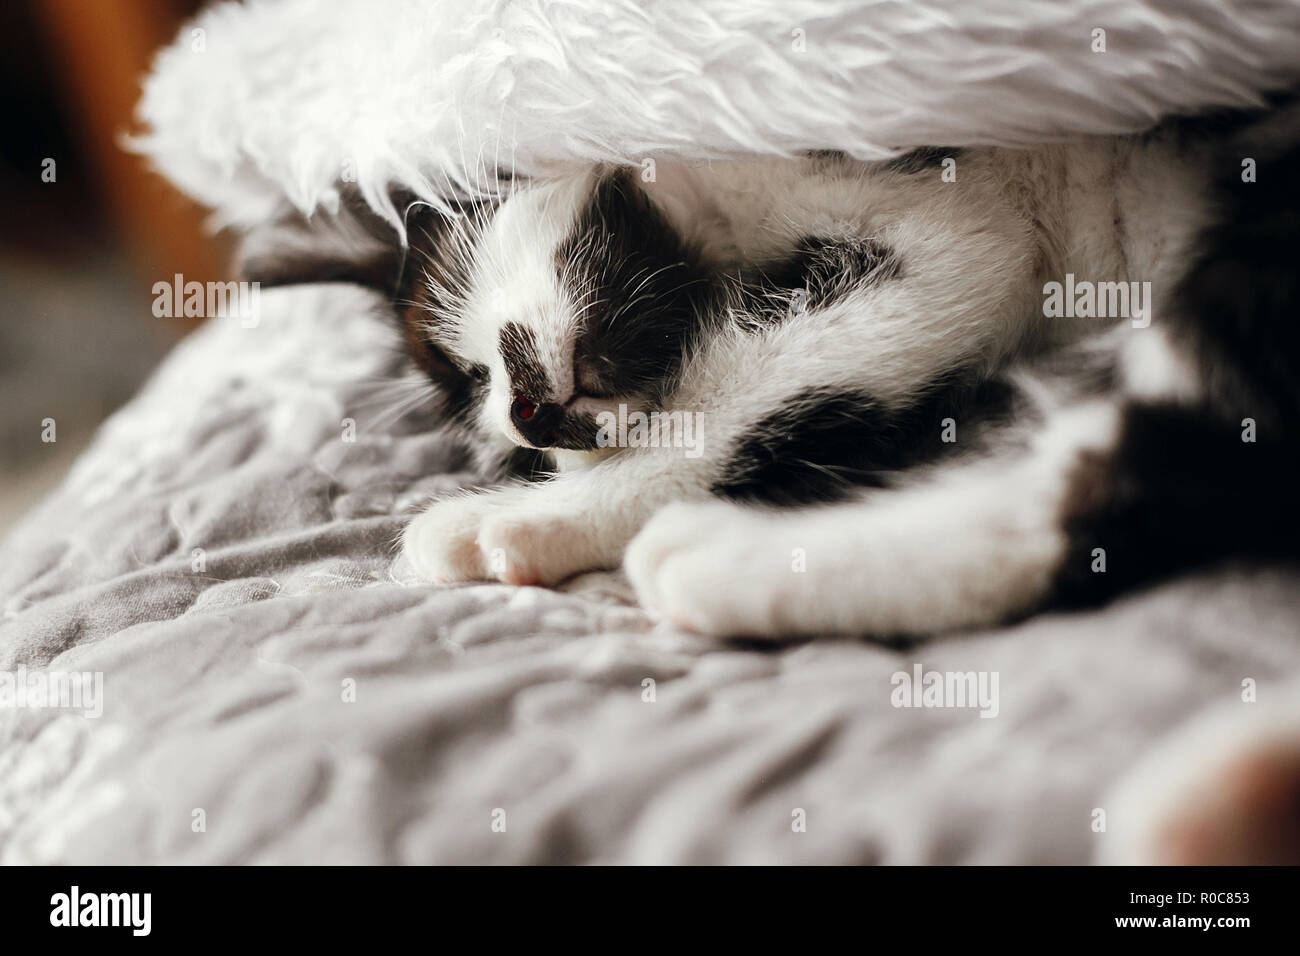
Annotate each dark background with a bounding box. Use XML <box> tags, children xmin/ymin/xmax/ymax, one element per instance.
<box><xmin>0</xmin><ymin>0</ymin><xmax>229</xmax><ymax>532</ymax></box>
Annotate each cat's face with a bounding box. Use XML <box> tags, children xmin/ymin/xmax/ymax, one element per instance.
<box><xmin>398</xmin><ymin>168</ymin><xmax>710</xmax><ymax>453</ymax></box>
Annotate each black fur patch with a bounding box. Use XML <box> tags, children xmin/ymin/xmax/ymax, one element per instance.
<box><xmin>1051</xmin><ymin>402</ymin><xmax>1300</xmax><ymax>606</ymax></box>
<box><xmin>497</xmin><ymin>322</ymin><xmax>551</xmax><ymax>402</ymax></box>
<box><xmin>556</xmin><ymin>169</ymin><xmax>711</xmax><ymax>404</ymax></box>
<box><xmin>784</xmin><ymin>236</ymin><xmax>899</xmax><ymax>308</ymax></box>
<box><xmin>503</xmin><ymin>446</ymin><xmax>553</xmax><ymax>480</ymax></box>
<box><xmin>1050</xmin><ymin>104</ymin><xmax>1300</xmax><ymax>607</ymax></box>
<box><xmin>882</xmin><ymin>147</ymin><xmax>965</xmax><ymax>176</ymax></box>
<box><xmin>551</xmin><ymin>412</ymin><xmax>602</xmax><ymax>451</ymax></box>
<box><xmin>802</xmin><ymin>149</ymin><xmax>858</xmax><ymax>172</ymax></box>
<box><xmin>712</xmin><ymin>380</ymin><xmax>1014</xmax><ymax>505</ymax></box>
<box><xmin>1167</xmin><ymin>113</ymin><xmax>1300</xmax><ymax>432</ymax></box>
<box><xmin>736</xmin><ymin>235</ymin><xmax>902</xmax><ymax>324</ymax></box>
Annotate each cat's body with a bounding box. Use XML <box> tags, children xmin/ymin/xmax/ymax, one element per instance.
<box><xmin>245</xmin><ymin>103</ymin><xmax>1299</xmax><ymax>639</ymax></box>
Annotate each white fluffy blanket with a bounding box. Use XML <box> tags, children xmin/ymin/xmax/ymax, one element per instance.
<box><xmin>135</xmin><ymin>0</ymin><xmax>1300</xmax><ymax>227</ymax></box>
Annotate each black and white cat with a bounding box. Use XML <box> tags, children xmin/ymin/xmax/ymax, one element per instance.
<box><xmin>245</xmin><ymin>102</ymin><xmax>1300</xmax><ymax>639</ymax></box>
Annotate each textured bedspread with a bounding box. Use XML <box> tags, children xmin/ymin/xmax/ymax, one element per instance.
<box><xmin>2</xmin><ymin>285</ymin><xmax>1298</xmax><ymax>864</ymax></box>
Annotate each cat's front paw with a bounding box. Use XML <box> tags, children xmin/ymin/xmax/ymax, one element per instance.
<box><xmin>401</xmin><ymin>493</ymin><xmax>503</xmax><ymax>583</ymax></box>
<box><xmin>402</xmin><ymin>490</ymin><xmax>612</xmax><ymax>587</ymax></box>
<box><xmin>625</xmin><ymin>501</ymin><xmax>801</xmax><ymax>638</ymax></box>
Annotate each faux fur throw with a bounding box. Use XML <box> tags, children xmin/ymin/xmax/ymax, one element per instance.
<box><xmin>134</xmin><ymin>0</ymin><xmax>1300</xmax><ymax>230</ymax></box>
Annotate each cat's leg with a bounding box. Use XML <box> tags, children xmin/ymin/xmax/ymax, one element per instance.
<box><xmin>625</xmin><ymin>397</ymin><xmax>1124</xmax><ymax>637</ymax></box>
<box><xmin>628</xmin><ymin>325</ymin><xmax>1300</xmax><ymax>639</ymax></box>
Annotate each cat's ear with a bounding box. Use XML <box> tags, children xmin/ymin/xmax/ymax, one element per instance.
<box><xmin>238</xmin><ymin>186</ymin><xmax>426</xmax><ymax>295</ymax></box>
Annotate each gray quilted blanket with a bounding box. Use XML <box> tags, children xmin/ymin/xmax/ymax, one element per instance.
<box><xmin>2</xmin><ymin>284</ymin><xmax>1297</xmax><ymax>864</ymax></box>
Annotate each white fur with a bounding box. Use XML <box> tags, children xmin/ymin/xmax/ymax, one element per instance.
<box><xmin>399</xmin><ymin>139</ymin><xmax>1208</xmax><ymax>624</ymax></box>
<box><xmin>449</xmin><ymin>173</ymin><xmax>602</xmax><ymax>447</ymax></box>
<box><xmin>1120</xmin><ymin>325</ymin><xmax>1204</xmax><ymax>403</ymax></box>
<box><xmin>133</xmin><ymin>0</ymin><xmax>1300</xmax><ymax>231</ymax></box>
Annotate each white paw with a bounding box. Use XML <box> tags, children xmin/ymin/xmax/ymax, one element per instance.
<box><xmin>401</xmin><ymin>493</ymin><xmax>501</xmax><ymax>583</ymax></box>
<box><xmin>402</xmin><ymin>491</ymin><xmax>607</xmax><ymax>587</ymax></box>
<box><xmin>625</xmin><ymin>501</ymin><xmax>804</xmax><ymax>638</ymax></box>
<box><xmin>477</xmin><ymin>510</ymin><xmax>596</xmax><ymax>586</ymax></box>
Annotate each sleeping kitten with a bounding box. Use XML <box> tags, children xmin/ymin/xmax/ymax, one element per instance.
<box><xmin>244</xmin><ymin>102</ymin><xmax>1299</xmax><ymax>638</ymax></box>
<box><xmin>389</xmin><ymin>150</ymin><xmax>1077</xmax><ymax>588</ymax></box>
<box><xmin>626</xmin><ymin>108</ymin><xmax>1300</xmax><ymax>637</ymax></box>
